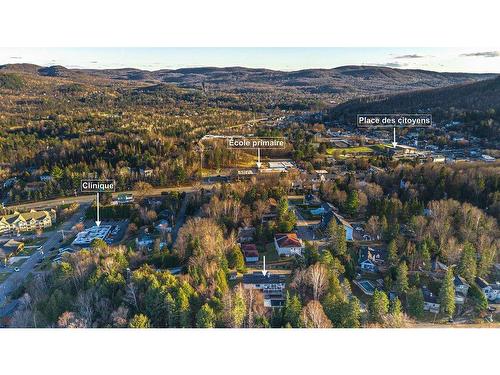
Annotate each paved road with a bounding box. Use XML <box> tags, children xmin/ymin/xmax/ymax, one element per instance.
<box><xmin>0</xmin><ymin>203</ymin><xmax>90</xmax><ymax>305</ymax></box>
<box><xmin>5</xmin><ymin>184</ymin><xmax>214</xmax><ymax>211</ymax></box>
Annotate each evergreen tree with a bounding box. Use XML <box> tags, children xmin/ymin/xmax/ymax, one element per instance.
<box><xmin>327</xmin><ymin>219</ymin><xmax>347</xmax><ymax>258</ymax></box>
<box><xmin>407</xmin><ymin>287</ymin><xmax>424</xmax><ymax>319</ymax></box>
<box><xmin>420</xmin><ymin>242</ymin><xmax>431</xmax><ymax>271</ymax></box>
<box><xmin>196</xmin><ymin>303</ymin><xmax>216</xmax><ymax>328</ymax></box>
<box><xmin>227</xmin><ymin>245</ymin><xmax>245</xmax><ymax>273</ymax></box>
<box><xmin>440</xmin><ymin>268</ymin><xmax>456</xmax><ymax>318</ymax></box>
<box><xmin>176</xmin><ymin>288</ymin><xmax>191</xmax><ymax>328</ymax></box>
<box><xmin>387</xmin><ymin>239</ymin><xmax>398</xmax><ymax>267</ymax></box>
<box><xmin>345</xmin><ymin>190</ymin><xmax>359</xmax><ymax>216</ymax></box>
<box><xmin>458</xmin><ymin>242</ymin><xmax>477</xmax><ymax>284</ymax></box>
<box><xmin>165</xmin><ymin>292</ymin><xmax>177</xmax><ymax>327</ymax></box>
<box><xmin>469</xmin><ymin>283</ymin><xmax>488</xmax><ymax>313</ymax></box>
<box><xmin>369</xmin><ymin>289</ymin><xmax>389</xmax><ymax>324</ymax></box>
<box><xmin>389</xmin><ymin>297</ymin><xmax>402</xmax><ymax>316</ymax></box>
<box><xmin>395</xmin><ymin>261</ymin><xmax>409</xmax><ymax>295</ymax></box>
<box><xmin>283</xmin><ymin>291</ymin><xmax>302</xmax><ymax>328</ymax></box>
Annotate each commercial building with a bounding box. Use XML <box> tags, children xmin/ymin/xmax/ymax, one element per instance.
<box><xmin>72</xmin><ymin>225</ymin><xmax>112</xmax><ymax>247</ymax></box>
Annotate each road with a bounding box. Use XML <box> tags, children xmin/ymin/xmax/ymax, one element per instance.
<box><xmin>0</xmin><ymin>203</ymin><xmax>90</xmax><ymax>306</ymax></box>
<box><xmin>5</xmin><ymin>184</ymin><xmax>214</xmax><ymax>212</ymax></box>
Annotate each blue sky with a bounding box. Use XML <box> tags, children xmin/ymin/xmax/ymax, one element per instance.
<box><xmin>1</xmin><ymin>48</ymin><xmax>499</xmax><ymax>73</ymax></box>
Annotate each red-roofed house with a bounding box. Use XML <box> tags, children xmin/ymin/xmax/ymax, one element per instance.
<box><xmin>242</xmin><ymin>243</ymin><xmax>259</xmax><ymax>263</ymax></box>
<box><xmin>274</xmin><ymin>233</ymin><xmax>304</xmax><ymax>256</ymax></box>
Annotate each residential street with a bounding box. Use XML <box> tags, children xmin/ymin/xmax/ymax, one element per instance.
<box><xmin>0</xmin><ymin>203</ymin><xmax>90</xmax><ymax>306</ymax></box>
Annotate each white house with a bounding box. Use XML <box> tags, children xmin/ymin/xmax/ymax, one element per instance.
<box><xmin>274</xmin><ymin>233</ymin><xmax>304</xmax><ymax>256</ymax></box>
<box><xmin>476</xmin><ymin>277</ymin><xmax>500</xmax><ymax>302</ymax></box>
<box><xmin>358</xmin><ymin>247</ymin><xmax>387</xmax><ymax>273</ymax></box>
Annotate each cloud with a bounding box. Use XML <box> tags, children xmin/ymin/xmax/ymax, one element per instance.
<box><xmin>394</xmin><ymin>54</ymin><xmax>426</xmax><ymax>59</ymax></box>
<box><xmin>460</xmin><ymin>51</ymin><xmax>500</xmax><ymax>58</ymax></box>
<box><xmin>10</xmin><ymin>56</ymin><xmax>22</xmax><ymax>59</ymax></box>
<box><xmin>371</xmin><ymin>62</ymin><xmax>408</xmax><ymax>68</ymax></box>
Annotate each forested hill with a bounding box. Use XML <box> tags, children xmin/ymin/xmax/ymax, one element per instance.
<box><xmin>0</xmin><ymin>63</ymin><xmax>495</xmax><ymax>105</ymax></box>
<box><xmin>331</xmin><ymin>75</ymin><xmax>500</xmax><ymax>116</ymax></box>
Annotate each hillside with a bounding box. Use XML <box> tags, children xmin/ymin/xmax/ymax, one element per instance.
<box><xmin>331</xmin><ymin>76</ymin><xmax>500</xmax><ymax>117</ymax></box>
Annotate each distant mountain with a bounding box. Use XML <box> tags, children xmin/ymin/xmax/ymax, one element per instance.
<box><xmin>0</xmin><ymin>63</ymin><xmax>496</xmax><ymax>105</ymax></box>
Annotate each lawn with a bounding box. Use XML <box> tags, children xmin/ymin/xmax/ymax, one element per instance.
<box><xmin>258</xmin><ymin>242</ymin><xmax>280</xmax><ymax>262</ymax></box>
<box><xmin>326</xmin><ymin>144</ymin><xmax>387</xmax><ymax>155</ymax></box>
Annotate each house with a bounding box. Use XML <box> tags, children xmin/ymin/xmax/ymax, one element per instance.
<box><xmin>139</xmin><ymin>168</ymin><xmax>154</xmax><ymax>177</ymax></box>
<box><xmin>454</xmin><ymin>275</ymin><xmax>470</xmax><ymax>296</ymax></box>
<box><xmin>136</xmin><ymin>234</ymin><xmax>155</xmax><ymax>249</ymax></box>
<box><xmin>0</xmin><ymin>239</ymin><xmax>24</xmax><ymax>262</ymax></box>
<box><xmin>261</xmin><ymin>198</ymin><xmax>278</xmax><ymax>223</ymax></box>
<box><xmin>155</xmin><ymin>219</ymin><xmax>172</xmax><ymax>233</ymax></box>
<box><xmin>39</xmin><ymin>173</ymin><xmax>53</xmax><ymax>182</ymax></box>
<box><xmin>116</xmin><ymin>193</ymin><xmax>134</xmax><ymax>205</ymax></box>
<box><xmin>430</xmin><ymin>258</ymin><xmax>448</xmax><ymax>275</ymax></box>
<box><xmin>422</xmin><ymin>287</ymin><xmax>440</xmax><ymax>313</ymax></box>
<box><xmin>0</xmin><ymin>209</ymin><xmax>55</xmax><ymax>234</ymax></box>
<box><xmin>274</xmin><ymin>233</ymin><xmax>304</xmax><ymax>256</ymax></box>
<box><xmin>241</xmin><ymin>243</ymin><xmax>259</xmax><ymax>263</ymax></box>
<box><xmin>3</xmin><ymin>177</ymin><xmax>18</xmax><ymax>189</ymax></box>
<box><xmin>242</xmin><ymin>272</ymin><xmax>286</xmax><ymax>307</ymax></box>
<box><xmin>476</xmin><ymin>277</ymin><xmax>500</xmax><ymax>302</ymax></box>
<box><xmin>358</xmin><ymin>247</ymin><xmax>387</xmax><ymax>273</ymax></box>
<box><xmin>481</xmin><ymin>154</ymin><xmax>495</xmax><ymax>163</ymax></box>
<box><xmin>318</xmin><ymin>211</ymin><xmax>353</xmax><ymax>240</ymax></box>
<box><xmin>237</xmin><ymin>226</ymin><xmax>256</xmax><ymax>243</ymax></box>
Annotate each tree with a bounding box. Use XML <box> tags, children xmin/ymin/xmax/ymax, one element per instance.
<box><xmin>231</xmin><ymin>286</ymin><xmax>247</xmax><ymax>328</ymax></box>
<box><xmin>440</xmin><ymin>268</ymin><xmax>455</xmax><ymax>318</ymax></box>
<box><xmin>387</xmin><ymin>239</ymin><xmax>398</xmax><ymax>267</ymax></box>
<box><xmin>395</xmin><ymin>262</ymin><xmax>409</xmax><ymax>295</ymax></box>
<box><xmin>477</xmin><ymin>245</ymin><xmax>496</xmax><ymax>278</ymax></box>
<box><xmin>420</xmin><ymin>242</ymin><xmax>431</xmax><ymax>272</ymax></box>
<box><xmin>327</xmin><ymin>219</ymin><xmax>347</xmax><ymax>258</ymax></box>
<box><xmin>91</xmin><ymin>238</ymin><xmax>107</xmax><ymax>250</ymax></box>
<box><xmin>407</xmin><ymin>287</ymin><xmax>424</xmax><ymax>319</ymax></box>
<box><xmin>227</xmin><ymin>245</ymin><xmax>245</xmax><ymax>273</ymax></box>
<box><xmin>196</xmin><ymin>304</ymin><xmax>216</xmax><ymax>328</ymax></box>
<box><xmin>306</xmin><ymin>262</ymin><xmax>329</xmax><ymax>301</ymax></box>
<box><xmin>300</xmin><ymin>300</ymin><xmax>333</xmax><ymax>328</ymax></box>
<box><xmin>128</xmin><ymin>314</ymin><xmax>151</xmax><ymax>328</ymax></box>
<box><xmin>283</xmin><ymin>291</ymin><xmax>302</xmax><ymax>328</ymax></box>
<box><xmin>458</xmin><ymin>242</ymin><xmax>477</xmax><ymax>284</ymax></box>
<box><xmin>345</xmin><ymin>190</ymin><xmax>359</xmax><ymax>216</ymax></box>
<box><xmin>369</xmin><ymin>289</ymin><xmax>389</xmax><ymax>324</ymax></box>
<box><xmin>468</xmin><ymin>283</ymin><xmax>488</xmax><ymax>313</ymax></box>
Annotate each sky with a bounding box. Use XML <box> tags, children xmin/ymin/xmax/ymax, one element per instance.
<box><xmin>1</xmin><ymin>48</ymin><xmax>499</xmax><ymax>73</ymax></box>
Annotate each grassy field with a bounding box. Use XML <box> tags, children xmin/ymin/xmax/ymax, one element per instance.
<box><xmin>326</xmin><ymin>144</ymin><xmax>386</xmax><ymax>155</ymax></box>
